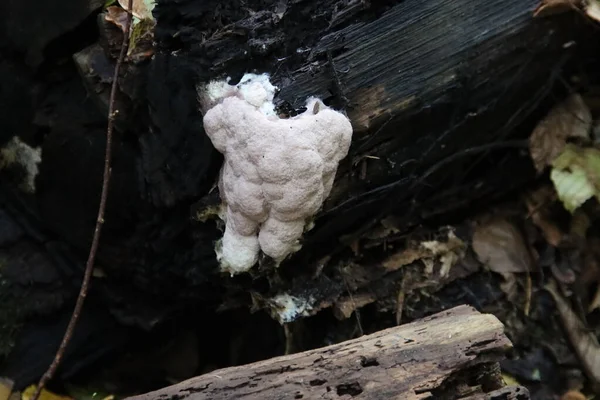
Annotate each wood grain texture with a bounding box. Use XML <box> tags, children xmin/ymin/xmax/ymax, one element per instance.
<box><xmin>125</xmin><ymin>305</ymin><xmax>517</xmax><ymax>400</ymax></box>
<box><xmin>278</xmin><ymin>0</ymin><xmax>544</xmax><ymax>130</ymax></box>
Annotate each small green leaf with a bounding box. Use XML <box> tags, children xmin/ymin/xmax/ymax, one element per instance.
<box><xmin>550</xmin><ymin>144</ymin><xmax>600</xmax><ymax>213</ymax></box>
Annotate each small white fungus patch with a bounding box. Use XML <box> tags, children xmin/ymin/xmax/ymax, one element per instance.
<box><xmin>200</xmin><ymin>73</ymin><xmax>277</xmax><ymax>117</ymax></box>
<box><xmin>200</xmin><ymin>73</ymin><xmax>353</xmax><ymax>275</ymax></box>
<box><xmin>268</xmin><ymin>293</ymin><xmax>314</xmax><ymax>324</ymax></box>
<box><xmin>0</xmin><ymin>136</ymin><xmax>42</xmax><ymax>193</ymax></box>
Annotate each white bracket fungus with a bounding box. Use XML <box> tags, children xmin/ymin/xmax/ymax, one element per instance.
<box><xmin>199</xmin><ymin>73</ymin><xmax>353</xmax><ymax>275</ymax></box>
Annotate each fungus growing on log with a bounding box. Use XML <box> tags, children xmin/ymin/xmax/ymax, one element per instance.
<box><xmin>199</xmin><ymin>73</ymin><xmax>353</xmax><ymax>275</ymax></box>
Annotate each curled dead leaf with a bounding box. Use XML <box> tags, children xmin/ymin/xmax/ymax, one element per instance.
<box><xmin>473</xmin><ymin>217</ymin><xmax>534</xmax><ymax>312</ymax></box>
<box><xmin>381</xmin><ymin>247</ymin><xmax>431</xmax><ymax>271</ymax></box>
<box><xmin>472</xmin><ymin>218</ymin><xmax>533</xmax><ymax>273</ymax></box>
<box><xmin>118</xmin><ymin>0</ymin><xmax>155</xmax><ymax>20</ymax></box>
<box><xmin>560</xmin><ymin>390</ymin><xmax>586</xmax><ymax>400</ymax></box>
<box><xmin>381</xmin><ymin>229</ymin><xmax>465</xmax><ymax>278</ymax></box>
<box><xmin>105</xmin><ymin>6</ymin><xmax>129</xmax><ymax>33</ymax></box>
<box><xmin>529</xmin><ymin>94</ymin><xmax>592</xmax><ymax>173</ymax></box>
<box><xmin>104</xmin><ymin>4</ymin><xmax>155</xmax><ymax>63</ymax></box>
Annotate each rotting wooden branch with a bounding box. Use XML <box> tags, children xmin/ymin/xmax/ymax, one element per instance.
<box><xmin>124</xmin><ymin>305</ymin><xmax>526</xmax><ymax>400</ymax></box>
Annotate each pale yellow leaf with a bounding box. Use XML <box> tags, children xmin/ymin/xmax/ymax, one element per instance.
<box><xmin>585</xmin><ymin>0</ymin><xmax>600</xmax><ymax>21</ymax></box>
<box><xmin>550</xmin><ymin>144</ymin><xmax>600</xmax><ymax>213</ymax></box>
<box><xmin>21</xmin><ymin>386</ymin><xmax>72</xmax><ymax>400</ymax></box>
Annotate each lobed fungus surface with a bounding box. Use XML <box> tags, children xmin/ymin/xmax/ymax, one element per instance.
<box><xmin>201</xmin><ymin>73</ymin><xmax>353</xmax><ymax>275</ymax></box>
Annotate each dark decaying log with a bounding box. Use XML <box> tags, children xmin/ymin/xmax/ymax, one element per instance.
<box><xmin>150</xmin><ymin>0</ymin><xmax>589</xmax><ymax>275</ymax></box>
<box><xmin>124</xmin><ymin>306</ymin><xmax>528</xmax><ymax>400</ymax></box>
<box><xmin>0</xmin><ymin>0</ymin><xmax>598</xmax><ymax>384</ymax></box>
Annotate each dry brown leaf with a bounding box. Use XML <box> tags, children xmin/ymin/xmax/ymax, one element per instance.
<box><xmin>560</xmin><ymin>390</ymin><xmax>586</xmax><ymax>400</ymax></box>
<box><xmin>419</xmin><ymin>230</ymin><xmax>466</xmax><ymax>278</ymax></box>
<box><xmin>529</xmin><ymin>94</ymin><xmax>592</xmax><ymax>173</ymax></box>
<box><xmin>472</xmin><ymin>216</ymin><xmax>534</xmax><ymax>311</ymax></box>
<box><xmin>105</xmin><ymin>6</ymin><xmax>130</xmax><ymax>33</ymax></box>
<box><xmin>333</xmin><ymin>293</ymin><xmax>376</xmax><ymax>320</ymax></box>
<box><xmin>117</xmin><ymin>0</ymin><xmax>155</xmax><ymax>20</ymax></box>
<box><xmin>0</xmin><ymin>378</ymin><xmax>13</xmax><ymax>400</ymax></box>
<box><xmin>381</xmin><ymin>247</ymin><xmax>430</xmax><ymax>271</ymax></box>
<box><xmin>382</xmin><ymin>230</ymin><xmax>464</xmax><ymax>277</ymax></box>
<box><xmin>534</xmin><ymin>0</ymin><xmax>581</xmax><ymax>17</ymax></box>
<box><xmin>472</xmin><ymin>218</ymin><xmax>533</xmax><ymax>273</ymax></box>
<box><xmin>546</xmin><ymin>279</ymin><xmax>600</xmax><ymax>388</ymax></box>
<box><xmin>525</xmin><ymin>186</ymin><xmax>564</xmax><ymax>247</ymax></box>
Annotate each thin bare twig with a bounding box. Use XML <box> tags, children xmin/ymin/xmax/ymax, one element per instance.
<box><xmin>31</xmin><ymin>1</ymin><xmax>134</xmax><ymax>398</ymax></box>
<box><xmin>340</xmin><ymin>269</ymin><xmax>364</xmax><ymax>337</ymax></box>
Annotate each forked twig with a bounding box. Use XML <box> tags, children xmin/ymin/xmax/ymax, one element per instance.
<box><xmin>31</xmin><ymin>1</ymin><xmax>134</xmax><ymax>398</ymax></box>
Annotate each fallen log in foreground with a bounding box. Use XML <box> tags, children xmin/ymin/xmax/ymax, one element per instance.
<box><xmin>125</xmin><ymin>305</ymin><xmax>527</xmax><ymax>400</ymax></box>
